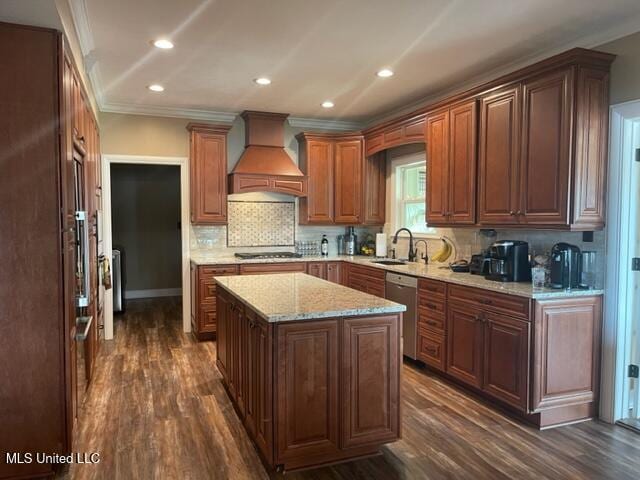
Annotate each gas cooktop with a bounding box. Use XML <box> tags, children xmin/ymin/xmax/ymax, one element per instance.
<box><xmin>234</xmin><ymin>252</ymin><xmax>302</xmax><ymax>260</ymax></box>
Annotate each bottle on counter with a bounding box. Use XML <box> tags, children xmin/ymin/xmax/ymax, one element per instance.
<box><xmin>321</xmin><ymin>234</ymin><xmax>329</xmax><ymax>256</ymax></box>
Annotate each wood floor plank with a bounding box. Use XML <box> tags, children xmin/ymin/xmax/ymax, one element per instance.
<box><xmin>58</xmin><ymin>298</ymin><xmax>640</xmax><ymax>480</ymax></box>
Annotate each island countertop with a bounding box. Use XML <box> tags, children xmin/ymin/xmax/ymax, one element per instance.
<box><xmin>214</xmin><ymin>272</ymin><xmax>406</xmax><ymax>322</ymax></box>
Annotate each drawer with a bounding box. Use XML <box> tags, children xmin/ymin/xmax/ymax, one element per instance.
<box><xmin>418</xmin><ymin>278</ymin><xmax>446</xmax><ymax>298</ymax></box>
<box><xmin>199</xmin><ymin>304</ymin><xmax>217</xmax><ymax>333</ymax></box>
<box><xmin>367</xmin><ymin>282</ymin><xmax>385</xmax><ymax>298</ymax></box>
<box><xmin>417</xmin><ymin>296</ymin><xmax>445</xmax><ymax>315</ymax></box>
<box><xmin>418</xmin><ymin>308</ymin><xmax>445</xmax><ymax>333</ymax></box>
<box><xmin>239</xmin><ymin>262</ymin><xmax>306</xmax><ymax>274</ymax></box>
<box><xmin>199</xmin><ymin>278</ymin><xmax>217</xmax><ymax>303</ymax></box>
<box><xmin>417</xmin><ymin>328</ymin><xmax>445</xmax><ymax>371</ymax></box>
<box><xmin>200</xmin><ymin>265</ymin><xmax>239</xmax><ymax>276</ymax></box>
<box><xmin>448</xmin><ymin>284</ymin><xmax>530</xmax><ymax>320</ymax></box>
<box><xmin>348</xmin><ymin>264</ymin><xmax>385</xmax><ymax>281</ymax></box>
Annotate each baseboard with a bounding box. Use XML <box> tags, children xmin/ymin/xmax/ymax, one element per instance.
<box><xmin>124</xmin><ymin>288</ymin><xmax>182</xmax><ymax>299</ymax></box>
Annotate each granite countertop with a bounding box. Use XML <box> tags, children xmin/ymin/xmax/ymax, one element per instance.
<box><xmin>191</xmin><ymin>252</ymin><xmax>604</xmax><ymax>300</ymax></box>
<box><xmin>214</xmin><ymin>272</ymin><xmax>406</xmax><ymax>322</ymax></box>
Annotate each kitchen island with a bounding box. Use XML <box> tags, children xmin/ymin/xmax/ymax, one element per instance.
<box><xmin>214</xmin><ymin>273</ymin><xmax>406</xmax><ymax>472</ymax></box>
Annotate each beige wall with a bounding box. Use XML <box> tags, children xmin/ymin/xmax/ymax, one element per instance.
<box><xmin>597</xmin><ymin>30</ymin><xmax>640</xmax><ymax>105</ymax></box>
<box><xmin>99</xmin><ymin>112</ymin><xmax>194</xmax><ymax>157</ymax></box>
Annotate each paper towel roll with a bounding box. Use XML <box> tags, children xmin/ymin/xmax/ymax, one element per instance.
<box><xmin>375</xmin><ymin>233</ymin><xmax>387</xmax><ymax>258</ymax></box>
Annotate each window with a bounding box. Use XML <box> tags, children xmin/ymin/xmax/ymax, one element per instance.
<box><xmin>394</xmin><ymin>159</ymin><xmax>432</xmax><ymax>234</ymax></box>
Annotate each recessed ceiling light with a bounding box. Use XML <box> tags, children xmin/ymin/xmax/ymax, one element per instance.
<box><xmin>153</xmin><ymin>39</ymin><xmax>174</xmax><ymax>49</ymax></box>
<box><xmin>376</xmin><ymin>68</ymin><xmax>394</xmax><ymax>78</ymax></box>
<box><xmin>254</xmin><ymin>77</ymin><xmax>271</xmax><ymax>85</ymax></box>
<box><xmin>148</xmin><ymin>84</ymin><xmax>164</xmax><ymax>92</ymax></box>
<box><xmin>321</xmin><ymin>101</ymin><xmax>334</xmax><ymax>108</ymax></box>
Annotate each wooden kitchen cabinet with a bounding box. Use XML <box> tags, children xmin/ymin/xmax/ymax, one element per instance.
<box><xmin>188</xmin><ymin>123</ymin><xmax>232</xmax><ymax>224</ymax></box>
<box><xmin>276</xmin><ymin>319</ymin><xmax>340</xmax><ymax>463</ymax></box>
<box><xmin>298</xmin><ymin>134</ymin><xmax>365</xmax><ymax>225</ymax></box>
<box><xmin>425</xmin><ymin>99</ymin><xmax>477</xmax><ymax>226</ymax></box>
<box><xmin>326</xmin><ymin>262</ymin><xmax>342</xmax><ymax>284</ymax></box>
<box><xmin>190</xmin><ymin>263</ymin><xmax>239</xmax><ymax>340</ymax></box>
<box><xmin>362</xmin><ymin>152</ymin><xmax>386</xmax><ymax>225</ymax></box>
<box><xmin>531</xmin><ymin>296</ymin><xmax>601</xmax><ymax>423</ymax></box>
<box><xmin>298</xmin><ymin>137</ymin><xmax>334</xmax><ymax>224</ymax></box>
<box><xmin>477</xmin><ymin>63</ymin><xmax>611</xmax><ymax>230</ymax></box>
<box><xmin>344</xmin><ymin>263</ymin><xmax>385</xmax><ymax>297</ymax></box>
<box><xmin>478</xmin><ymin>84</ymin><xmax>521</xmax><ymax>225</ymax></box>
<box><xmin>334</xmin><ymin>138</ymin><xmax>363</xmax><ymax>224</ymax></box>
<box><xmin>446</xmin><ymin>301</ymin><xmax>484</xmax><ymax>388</ymax></box>
<box><xmin>341</xmin><ymin>316</ymin><xmax>400</xmax><ymax>448</ymax></box>
<box><xmin>483</xmin><ymin>312</ymin><xmax>530</xmax><ymax>410</ymax></box>
<box><xmin>306</xmin><ymin>261</ymin><xmax>327</xmax><ymax>279</ymax></box>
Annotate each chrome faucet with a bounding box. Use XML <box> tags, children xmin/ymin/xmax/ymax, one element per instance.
<box><xmin>392</xmin><ymin>228</ymin><xmax>417</xmax><ymax>262</ymax></box>
<box><xmin>414</xmin><ymin>239</ymin><xmax>429</xmax><ymax>264</ymax></box>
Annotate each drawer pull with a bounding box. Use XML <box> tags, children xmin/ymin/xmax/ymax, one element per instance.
<box><xmin>425</xmin><ymin>345</ymin><xmax>438</xmax><ymax>354</ymax></box>
<box><xmin>425</xmin><ymin>303</ymin><xmax>438</xmax><ymax>310</ymax></box>
<box><xmin>425</xmin><ymin>320</ymin><xmax>439</xmax><ymax>327</ymax></box>
<box><xmin>479</xmin><ymin>298</ymin><xmax>493</xmax><ymax>305</ymax></box>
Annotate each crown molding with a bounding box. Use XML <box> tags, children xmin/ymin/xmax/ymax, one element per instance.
<box><xmin>288</xmin><ymin>116</ymin><xmax>364</xmax><ymax>131</ymax></box>
<box><xmin>100</xmin><ymin>101</ymin><xmax>238</xmax><ymax>123</ymax></box>
<box><xmin>367</xmin><ymin>18</ymin><xmax>640</xmax><ymax>126</ymax></box>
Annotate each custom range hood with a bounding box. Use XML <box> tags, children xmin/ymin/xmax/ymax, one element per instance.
<box><xmin>228</xmin><ymin>111</ymin><xmax>307</xmax><ymax>196</ymax></box>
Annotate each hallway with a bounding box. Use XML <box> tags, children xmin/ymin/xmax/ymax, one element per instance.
<box><xmin>62</xmin><ymin>299</ymin><xmax>640</xmax><ymax>480</ymax></box>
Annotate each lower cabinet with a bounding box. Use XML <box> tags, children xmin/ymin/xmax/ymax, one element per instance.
<box><xmin>446</xmin><ymin>302</ymin><xmax>484</xmax><ymax>388</ymax></box>
<box><xmin>216</xmin><ymin>288</ymin><xmax>401</xmax><ymax>470</ymax></box>
<box><xmin>326</xmin><ymin>262</ymin><xmax>342</xmax><ymax>284</ymax></box>
<box><xmin>344</xmin><ymin>263</ymin><xmax>385</xmax><ymax>297</ymax></box>
<box><xmin>446</xmin><ymin>300</ymin><xmax>530</xmax><ymax>406</ymax></box>
<box><xmin>306</xmin><ymin>261</ymin><xmax>327</xmax><ymax>279</ymax></box>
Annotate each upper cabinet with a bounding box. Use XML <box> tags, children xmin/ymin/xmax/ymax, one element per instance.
<box><xmin>334</xmin><ymin>138</ymin><xmax>363</xmax><ymax>224</ymax></box>
<box><xmin>364</xmin><ymin>115</ymin><xmax>425</xmax><ymax>156</ymax></box>
<box><xmin>299</xmin><ymin>134</ymin><xmax>380</xmax><ymax>225</ymax></box>
<box><xmin>188</xmin><ymin>123</ymin><xmax>232</xmax><ymax>224</ymax></box>
<box><xmin>478</xmin><ymin>85</ymin><xmax>521</xmax><ymax>225</ymax></box>
<box><xmin>477</xmin><ymin>63</ymin><xmax>610</xmax><ymax>230</ymax></box>
<box><xmin>426</xmin><ymin>99</ymin><xmax>477</xmax><ymax>226</ymax></box>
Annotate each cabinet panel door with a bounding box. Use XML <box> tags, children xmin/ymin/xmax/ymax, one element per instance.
<box><xmin>306</xmin><ymin>262</ymin><xmax>327</xmax><ymax>279</ymax></box>
<box><xmin>572</xmin><ymin>67</ymin><xmax>609</xmax><ymax>229</ymax></box>
<box><xmin>449</xmin><ymin>100</ymin><xmax>477</xmax><ymax>224</ymax></box>
<box><xmin>425</xmin><ymin>109</ymin><xmax>449</xmax><ymax>224</ymax></box>
<box><xmin>532</xmin><ymin>297</ymin><xmax>601</xmax><ymax>412</ymax></box>
<box><xmin>190</xmin><ymin>130</ymin><xmax>227</xmax><ymax>224</ymax></box>
<box><xmin>520</xmin><ymin>68</ymin><xmax>572</xmax><ymax>225</ymax></box>
<box><xmin>276</xmin><ymin>320</ymin><xmax>340</xmax><ymax>462</ymax></box>
<box><xmin>326</xmin><ymin>262</ymin><xmax>342</xmax><ymax>284</ymax></box>
<box><xmin>478</xmin><ymin>85</ymin><xmax>521</xmax><ymax>225</ymax></box>
<box><xmin>254</xmin><ymin>320</ymin><xmax>274</xmax><ymax>464</ymax></box>
<box><xmin>363</xmin><ymin>152</ymin><xmax>386</xmax><ymax>225</ymax></box>
<box><xmin>216</xmin><ymin>291</ymin><xmax>229</xmax><ymax>381</ymax></box>
<box><xmin>334</xmin><ymin>140</ymin><xmax>363</xmax><ymax>224</ymax></box>
<box><xmin>483</xmin><ymin>313</ymin><xmax>530</xmax><ymax>411</ymax></box>
<box><xmin>301</xmin><ymin>139</ymin><xmax>334</xmax><ymax>223</ymax></box>
<box><xmin>341</xmin><ymin>316</ymin><xmax>400</xmax><ymax>448</ymax></box>
<box><xmin>446</xmin><ymin>302</ymin><xmax>484</xmax><ymax>388</ymax></box>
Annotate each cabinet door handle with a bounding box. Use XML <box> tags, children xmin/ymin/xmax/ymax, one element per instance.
<box><xmin>509</xmin><ymin>210</ymin><xmax>516</xmax><ymax>216</ymax></box>
<box><xmin>517</xmin><ymin>210</ymin><xmax>523</xmax><ymax>216</ymax></box>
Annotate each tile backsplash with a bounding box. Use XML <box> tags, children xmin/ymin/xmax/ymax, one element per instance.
<box><xmin>227</xmin><ymin>201</ymin><xmax>295</xmax><ymax>247</ymax></box>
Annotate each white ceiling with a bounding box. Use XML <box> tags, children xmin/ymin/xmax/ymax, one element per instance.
<box><xmin>5</xmin><ymin>0</ymin><xmax>640</xmax><ymax>124</ymax></box>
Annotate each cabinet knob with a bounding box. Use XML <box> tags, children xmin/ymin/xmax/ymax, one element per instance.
<box><xmin>517</xmin><ymin>210</ymin><xmax>523</xmax><ymax>216</ymax></box>
<box><xmin>509</xmin><ymin>211</ymin><xmax>516</xmax><ymax>216</ymax></box>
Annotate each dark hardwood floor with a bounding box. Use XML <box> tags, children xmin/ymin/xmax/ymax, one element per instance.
<box><xmin>61</xmin><ymin>298</ymin><xmax>640</xmax><ymax>480</ymax></box>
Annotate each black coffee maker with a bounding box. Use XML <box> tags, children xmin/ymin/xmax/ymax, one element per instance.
<box><xmin>549</xmin><ymin>243</ymin><xmax>582</xmax><ymax>289</ymax></box>
<box><xmin>484</xmin><ymin>240</ymin><xmax>531</xmax><ymax>282</ymax></box>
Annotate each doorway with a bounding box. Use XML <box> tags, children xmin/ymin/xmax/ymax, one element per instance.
<box><xmin>111</xmin><ymin>164</ymin><xmax>181</xmax><ymax>301</ymax></box>
<box><xmin>102</xmin><ymin>155</ymin><xmax>190</xmax><ymax>339</ymax></box>
<box><xmin>603</xmin><ymin>100</ymin><xmax>640</xmax><ymax>429</ymax></box>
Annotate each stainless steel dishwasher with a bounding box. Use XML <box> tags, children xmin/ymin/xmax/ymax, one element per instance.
<box><xmin>385</xmin><ymin>272</ymin><xmax>418</xmax><ymax>360</ymax></box>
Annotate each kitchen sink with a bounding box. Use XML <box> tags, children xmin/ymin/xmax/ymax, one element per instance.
<box><xmin>372</xmin><ymin>260</ymin><xmax>407</xmax><ymax>266</ymax></box>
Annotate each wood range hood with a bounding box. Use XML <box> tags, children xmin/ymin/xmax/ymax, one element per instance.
<box><xmin>228</xmin><ymin>111</ymin><xmax>307</xmax><ymax>196</ymax></box>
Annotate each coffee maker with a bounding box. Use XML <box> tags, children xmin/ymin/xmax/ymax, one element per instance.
<box><xmin>485</xmin><ymin>240</ymin><xmax>531</xmax><ymax>282</ymax></box>
<box><xmin>549</xmin><ymin>243</ymin><xmax>582</xmax><ymax>289</ymax></box>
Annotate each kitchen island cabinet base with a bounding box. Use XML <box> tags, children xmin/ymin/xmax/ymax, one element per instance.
<box><xmin>215</xmin><ymin>287</ymin><xmax>402</xmax><ymax>472</ymax></box>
